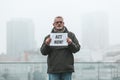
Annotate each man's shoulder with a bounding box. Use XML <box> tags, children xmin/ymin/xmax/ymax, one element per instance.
<box><xmin>68</xmin><ymin>31</ymin><xmax>75</xmax><ymax>36</ymax></box>
<box><xmin>68</xmin><ymin>31</ymin><xmax>74</xmax><ymax>34</ymax></box>
<box><xmin>44</xmin><ymin>34</ymin><xmax>50</xmax><ymax>39</ymax></box>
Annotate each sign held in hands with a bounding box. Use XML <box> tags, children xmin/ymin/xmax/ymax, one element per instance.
<box><xmin>50</xmin><ymin>33</ymin><xmax>68</xmax><ymax>46</ymax></box>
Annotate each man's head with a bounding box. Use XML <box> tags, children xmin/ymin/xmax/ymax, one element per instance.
<box><xmin>53</xmin><ymin>16</ymin><xmax>64</xmax><ymax>30</ymax></box>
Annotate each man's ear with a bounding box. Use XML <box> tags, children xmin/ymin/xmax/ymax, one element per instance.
<box><xmin>53</xmin><ymin>23</ymin><xmax>55</xmax><ymax>26</ymax></box>
<box><xmin>63</xmin><ymin>22</ymin><xmax>64</xmax><ymax>25</ymax></box>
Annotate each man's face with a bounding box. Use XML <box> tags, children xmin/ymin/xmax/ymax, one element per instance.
<box><xmin>53</xmin><ymin>18</ymin><xmax>64</xmax><ymax>30</ymax></box>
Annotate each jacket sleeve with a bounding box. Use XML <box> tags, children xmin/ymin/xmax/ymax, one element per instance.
<box><xmin>40</xmin><ymin>35</ymin><xmax>51</xmax><ymax>55</ymax></box>
<box><xmin>68</xmin><ymin>32</ymin><xmax>80</xmax><ymax>53</ymax></box>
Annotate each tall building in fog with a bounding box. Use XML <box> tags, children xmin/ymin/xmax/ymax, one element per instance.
<box><xmin>7</xmin><ymin>19</ymin><xmax>35</xmax><ymax>57</ymax></box>
<box><xmin>81</xmin><ymin>12</ymin><xmax>109</xmax><ymax>50</ymax></box>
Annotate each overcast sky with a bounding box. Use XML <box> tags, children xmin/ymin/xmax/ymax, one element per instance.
<box><xmin>0</xmin><ymin>0</ymin><xmax>120</xmax><ymax>53</ymax></box>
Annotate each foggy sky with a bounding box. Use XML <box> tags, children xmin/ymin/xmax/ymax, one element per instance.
<box><xmin>0</xmin><ymin>0</ymin><xmax>120</xmax><ymax>53</ymax></box>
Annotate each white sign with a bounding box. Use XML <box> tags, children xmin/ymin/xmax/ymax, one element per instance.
<box><xmin>50</xmin><ymin>33</ymin><xmax>68</xmax><ymax>46</ymax></box>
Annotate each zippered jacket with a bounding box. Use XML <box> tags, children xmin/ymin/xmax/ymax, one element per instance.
<box><xmin>40</xmin><ymin>27</ymin><xmax>80</xmax><ymax>73</ymax></box>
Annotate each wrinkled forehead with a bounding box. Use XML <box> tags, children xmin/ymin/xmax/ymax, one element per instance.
<box><xmin>54</xmin><ymin>17</ymin><xmax>63</xmax><ymax>22</ymax></box>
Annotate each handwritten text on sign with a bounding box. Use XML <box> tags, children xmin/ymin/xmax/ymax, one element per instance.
<box><xmin>50</xmin><ymin>33</ymin><xmax>68</xmax><ymax>46</ymax></box>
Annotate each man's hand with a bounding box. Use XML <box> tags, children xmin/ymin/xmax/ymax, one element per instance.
<box><xmin>45</xmin><ymin>37</ymin><xmax>51</xmax><ymax>45</ymax></box>
<box><xmin>67</xmin><ymin>37</ymin><xmax>72</xmax><ymax>45</ymax></box>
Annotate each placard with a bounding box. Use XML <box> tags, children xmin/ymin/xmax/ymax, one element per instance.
<box><xmin>50</xmin><ymin>33</ymin><xmax>68</xmax><ymax>46</ymax></box>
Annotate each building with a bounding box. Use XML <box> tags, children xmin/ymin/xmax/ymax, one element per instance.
<box><xmin>102</xmin><ymin>45</ymin><xmax>120</xmax><ymax>62</ymax></box>
<box><xmin>81</xmin><ymin>12</ymin><xmax>109</xmax><ymax>51</ymax></box>
<box><xmin>7</xmin><ymin>19</ymin><xmax>35</xmax><ymax>57</ymax></box>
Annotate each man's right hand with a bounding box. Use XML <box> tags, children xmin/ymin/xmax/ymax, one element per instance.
<box><xmin>45</xmin><ymin>37</ymin><xmax>51</xmax><ymax>45</ymax></box>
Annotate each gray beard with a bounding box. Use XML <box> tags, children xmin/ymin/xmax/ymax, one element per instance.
<box><xmin>54</xmin><ymin>27</ymin><xmax>65</xmax><ymax>33</ymax></box>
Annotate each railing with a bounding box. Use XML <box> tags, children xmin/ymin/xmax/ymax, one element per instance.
<box><xmin>0</xmin><ymin>62</ymin><xmax>120</xmax><ymax>80</ymax></box>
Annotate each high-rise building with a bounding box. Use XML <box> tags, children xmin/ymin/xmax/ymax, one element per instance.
<box><xmin>81</xmin><ymin>12</ymin><xmax>109</xmax><ymax>50</ymax></box>
<box><xmin>7</xmin><ymin>19</ymin><xmax>35</xmax><ymax>57</ymax></box>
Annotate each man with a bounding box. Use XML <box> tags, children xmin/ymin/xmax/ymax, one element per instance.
<box><xmin>40</xmin><ymin>16</ymin><xmax>80</xmax><ymax>80</ymax></box>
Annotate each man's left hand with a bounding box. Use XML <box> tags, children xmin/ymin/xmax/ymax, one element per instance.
<box><xmin>67</xmin><ymin>37</ymin><xmax>72</xmax><ymax>45</ymax></box>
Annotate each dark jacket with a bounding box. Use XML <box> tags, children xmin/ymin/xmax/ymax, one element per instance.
<box><xmin>40</xmin><ymin>27</ymin><xmax>80</xmax><ymax>73</ymax></box>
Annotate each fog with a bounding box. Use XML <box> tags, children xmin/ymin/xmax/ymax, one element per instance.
<box><xmin>0</xmin><ymin>0</ymin><xmax>120</xmax><ymax>54</ymax></box>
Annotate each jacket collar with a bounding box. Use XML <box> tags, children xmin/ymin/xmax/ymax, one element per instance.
<box><xmin>51</xmin><ymin>26</ymin><xmax>69</xmax><ymax>33</ymax></box>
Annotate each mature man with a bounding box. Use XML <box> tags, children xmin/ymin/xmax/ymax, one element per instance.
<box><xmin>40</xmin><ymin>16</ymin><xmax>80</xmax><ymax>80</ymax></box>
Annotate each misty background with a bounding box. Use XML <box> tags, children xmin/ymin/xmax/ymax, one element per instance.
<box><xmin>0</xmin><ymin>0</ymin><xmax>120</xmax><ymax>62</ymax></box>
<box><xmin>1</xmin><ymin>1</ymin><xmax>120</xmax><ymax>80</ymax></box>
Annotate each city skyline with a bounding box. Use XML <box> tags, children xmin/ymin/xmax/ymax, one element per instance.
<box><xmin>81</xmin><ymin>12</ymin><xmax>109</xmax><ymax>50</ymax></box>
<box><xmin>1</xmin><ymin>0</ymin><xmax>120</xmax><ymax>54</ymax></box>
<box><xmin>7</xmin><ymin>19</ymin><xmax>35</xmax><ymax>56</ymax></box>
